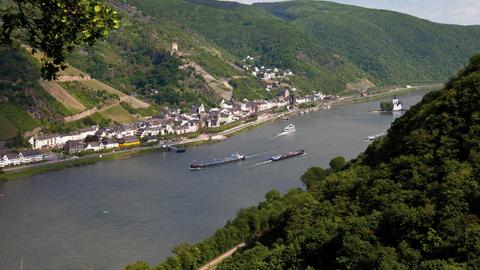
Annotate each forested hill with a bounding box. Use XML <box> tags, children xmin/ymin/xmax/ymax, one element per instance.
<box><xmin>125</xmin><ymin>54</ymin><xmax>480</xmax><ymax>269</ymax></box>
<box><xmin>120</xmin><ymin>0</ymin><xmax>480</xmax><ymax>90</ymax></box>
<box><xmin>255</xmin><ymin>0</ymin><xmax>480</xmax><ymax>86</ymax></box>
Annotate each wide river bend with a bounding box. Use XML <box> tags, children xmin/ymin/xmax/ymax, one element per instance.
<box><xmin>0</xmin><ymin>91</ymin><xmax>426</xmax><ymax>270</ymax></box>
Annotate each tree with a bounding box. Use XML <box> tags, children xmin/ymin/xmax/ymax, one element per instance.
<box><xmin>380</xmin><ymin>101</ymin><xmax>393</xmax><ymax>112</ymax></box>
<box><xmin>0</xmin><ymin>0</ymin><xmax>119</xmax><ymax>80</ymax></box>
<box><xmin>124</xmin><ymin>262</ymin><xmax>151</xmax><ymax>270</ymax></box>
<box><xmin>6</xmin><ymin>132</ymin><xmax>27</xmax><ymax>148</ymax></box>
<box><xmin>329</xmin><ymin>156</ymin><xmax>345</xmax><ymax>172</ymax></box>
<box><xmin>301</xmin><ymin>166</ymin><xmax>328</xmax><ymax>189</ymax></box>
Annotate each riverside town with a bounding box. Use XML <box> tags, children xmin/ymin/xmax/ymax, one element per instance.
<box><xmin>0</xmin><ymin>91</ymin><xmax>333</xmax><ymax>169</ymax></box>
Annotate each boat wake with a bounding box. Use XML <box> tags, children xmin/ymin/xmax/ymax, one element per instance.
<box><xmin>244</xmin><ymin>159</ymin><xmax>273</xmax><ymax>168</ymax></box>
<box><xmin>267</xmin><ymin>123</ymin><xmax>296</xmax><ymax>141</ymax></box>
<box><xmin>253</xmin><ymin>160</ymin><xmax>273</xmax><ymax>166</ymax></box>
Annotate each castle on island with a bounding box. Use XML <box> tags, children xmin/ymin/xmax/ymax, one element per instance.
<box><xmin>392</xmin><ymin>96</ymin><xmax>403</xmax><ymax>111</ymax></box>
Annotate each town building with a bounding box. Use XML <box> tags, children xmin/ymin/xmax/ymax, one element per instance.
<box><xmin>119</xmin><ymin>136</ymin><xmax>140</xmax><ymax>147</ymax></box>
<box><xmin>0</xmin><ymin>150</ymin><xmax>44</xmax><ymax>167</ymax></box>
<box><xmin>101</xmin><ymin>138</ymin><xmax>119</xmax><ymax>149</ymax></box>
<box><xmin>85</xmin><ymin>142</ymin><xmax>102</xmax><ymax>152</ymax></box>
<box><xmin>63</xmin><ymin>140</ymin><xmax>85</xmax><ymax>154</ymax></box>
<box><xmin>19</xmin><ymin>150</ymin><xmax>44</xmax><ymax>164</ymax></box>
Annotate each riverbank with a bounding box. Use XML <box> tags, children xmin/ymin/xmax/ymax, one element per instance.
<box><xmin>335</xmin><ymin>83</ymin><xmax>441</xmax><ymax>106</ymax></box>
<box><xmin>0</xmin><ymin>84</ymin><xmax>440</xmax><ymax>181</ymax></box>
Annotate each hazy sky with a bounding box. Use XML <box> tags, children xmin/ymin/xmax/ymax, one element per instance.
<box><xmin>230</xmin><ymin>0</ymin><xmax>480</xmax><ymax>25</ymax></box>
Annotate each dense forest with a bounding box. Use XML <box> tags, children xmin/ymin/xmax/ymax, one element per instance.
<box><xmin>125</xmin><ymin>54</ymin><xmax>480</xmax><ymax>269</ymax></box>
<box><xmin>122</xmin><ymin>0</ymin><xmax>480</xmax><ymax>92</ymax></box>
<box><xmin>256</xmin><ymin>0</ymin><xmax>480</xmax><ymax>86</ymax></box>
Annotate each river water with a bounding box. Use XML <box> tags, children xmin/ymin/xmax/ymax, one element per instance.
<box><xmin>0</xmin><ymin>91</ymin><xmax>427</xmax><ymax>270</ymax></box>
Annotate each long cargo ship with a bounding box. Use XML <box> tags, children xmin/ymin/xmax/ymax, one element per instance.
<box><xmin>190</xmin><ymin>153</ymin><xmax>246</xmax><ymax>170</ymax></box>
<box><xmin>270</xmin><ymin>150</ymin><xmax>305</xmax><ymax>161</ymax></box>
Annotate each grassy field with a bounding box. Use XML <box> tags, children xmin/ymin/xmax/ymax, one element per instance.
<box><xmin>0</xmin><ymin>114</ymin><xmax>19</xmax><ymax>140</ymax></box>
<box><xmin>38</xmin><ymin>80</ymin><xmax>86</xmax><ymax>112</ymax></box>
<box><xmin>22</xmin><ymin>45</ymin><xmax>86</xmax><ymax>77</ymax></box>
<box><xmin>58</xmin><ymin>65</ymin><xmax>87</xmax><ymax>77</ymax></box>
<box><xmin>100</xmin><ymin>104</ymin><xmax>137</xmax><ymax>124</ymax></box>
<box><xmin>60</xmin><ymin>81</ymin><xmax>120</xmax><ymax>109</ymax></box>
<box><xmin>0</xmin><ymin>103</ymin><xmax>40</xmax><ymax>132</ymax></box>
<box><xmin>79</xmin><ymin>79</ymin><xmax>126</xmax><ymax>97</ymax></box>
<box><xmin>79</xmin><ymin>80</ymin><xmax>150</xmax><ymax>109</ymax></box>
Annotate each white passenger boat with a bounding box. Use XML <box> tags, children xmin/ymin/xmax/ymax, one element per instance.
<box><xmin>283</xmin><ymin>123</ymin><xmax>296</xmax><ymax>134</ymax></box>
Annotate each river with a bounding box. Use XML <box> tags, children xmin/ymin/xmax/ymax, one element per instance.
<box><xmin>0</xmin><ymin>91</ymin><xmax>427</xmax><ymax>270</ymax></box>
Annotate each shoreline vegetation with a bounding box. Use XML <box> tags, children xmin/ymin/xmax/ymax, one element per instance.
<box><xmin>0</xmin><ymin>84</ymin><xmax>440</xmax><ymax>181</ymax></box>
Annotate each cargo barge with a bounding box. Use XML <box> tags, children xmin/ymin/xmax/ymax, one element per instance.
<box><xmin>190</xmin><ymin>153</ymin><xmax>246</xmax><ymax>170</ymax></box>
<box><xmin>270</xmin><ymin>150</ymin><xmax>305</xmax><ymax>161</ymax></box>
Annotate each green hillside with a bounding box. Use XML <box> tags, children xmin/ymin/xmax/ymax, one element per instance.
<box><xmin>67</xmin><ymin>2</ymin><xmax>243</xmax><ymax>107</ymax></box>
<box><xmin>120</xmin><ymin>0</ymin><xmax>480</xmax><ymax>92</ymax></box>
<box><xmin>255</xmin><ymin>0</ymin><xmax>480</xmax><ymax>86</ymax></box>
<box><xmin>0</xmin><ymin>46</ymin><xmax>73</xmax><ymax>139</ymax></box>
<box><xmin>126</xmin><ymin>53</ymin><xmax>480</xmax><ymax>270</ymax></box>
<box><xmin>120</xmin><ymin>0</ymin><xmax>366</xmax><ymax>94</ymax></box>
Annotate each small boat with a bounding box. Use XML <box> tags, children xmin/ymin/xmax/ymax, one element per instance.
<box><xmin>190</xmin><ymin>153</ymin><xmax>246</xmax><ymax>170</ymax></box>
<box><xmin>270</xmin><ymin>150</ymin><xmax>305</xmax><ymax>161</ymax></box>
<box><xmin>166</xmin><ymin>145</ymin><xmax>186</xmax><ymax>153</ymax></box>
<box><xmin>282</xmin><ymin>123</ymin><xmax>296</xmax><ymax>134</ymax></box>
<box><xmin>366</xmin><ymin>132</ymin><xmax>386</xmax><ymax>142</ymax></box>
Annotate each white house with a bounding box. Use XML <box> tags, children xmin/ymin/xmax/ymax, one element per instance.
<box><xmin>142</xmin><ymin>126</ymin><xmax>161</xmax><ymax>138</ymax></box>
<box><xmin>29</xmin><ymin>134</ymin><xmax>62</xmax><ymax>149</ymax></box>
<box><xmin>79</xmin><ymin>126</ymin><xmax>98</xmax><ymax>138</ymax></box>
<box><xmin>220</xmin><ymin>100</ymin><xmax>233</xmax><ymax>110</ymax></box>
<box><xmin>101</xmin><ymin>139</ymin><xmax>118</xmax><ymax>149</ymax></box>
<box><xmin>218</xmin><ymin>110</ymin><xmax>233</xmax><ymax>124</ymax></box>
<box><xmin>19</xmin><ymin>150</ymin><xmax>44</xmax><ymax>164</ymax></box>
<box><xmin>186</xmin><ymin>121</ymin><xmax>199</xmax><ymax>133</ymax></box>
<box><xmin>85</xmin><ymin>142</ymin><xmax>103</xmax><ymax>152</ymax></box>
<box><xmin>1</xmin><ymin>152</ymin><xmax>21</xmax><ymax>166</ymax></box>
<box><xmin>296</xmin><ymin>97</ymin><xmax>308</xmax><ymax>104</ymax></box>
<box><xmin>197</xmin><ymin>103</ymin><xmax>205</xmax><ymax>114</ymax></box>
<box><xmin>314</xmin><ymin>92</ymin><xmax>325</xmax><ymax>100</ymax></box>
<box><xmin>117</xmin><ymin>124</ymin><xmax>137</xmax><ymax>138</ymax></box>
<box><xmin>173</xmin><ymin>125</ymin><xmax>189</xmax><ymax>135</ymax></box>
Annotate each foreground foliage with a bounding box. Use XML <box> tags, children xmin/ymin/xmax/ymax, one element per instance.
<box><xmin>126</xmin><ymin>55</ymin><xmax>480</xmax><ymax>269</ymax></box>
<box><xmin>0</xmin><ymin>0</ymin><xmax>119</xmax><ymax>79</ymax></box>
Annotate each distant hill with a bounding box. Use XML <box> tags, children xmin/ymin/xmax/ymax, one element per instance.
<box><xmin>122</xmin><ymin>0</ymin><xmax>480</xmax><ymax>90</ymax></box>
<box><xmin>120</xmin><ymin>0</ymin><xmax>366</xmax><ymax>94</ymax></box>
<box><xmin>111</xmin><ymin>0</ymin><xmax>480</xmax><ymax>93</ymax></box>
<box><xmin>255</xmin><ymin>0</ymin><xmax>480</xmax><ymax>85</ymax></box>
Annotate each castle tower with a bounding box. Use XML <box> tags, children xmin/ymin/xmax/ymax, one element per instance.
<box><xmin>171</xmin><ymin>42</ymin><xmax>179</xmax><ymax>56</ymax></box>
<box><xmin>392</xmin><ymin>96</ymin><xmax>403</xmax><ymax>111</ymax></box>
